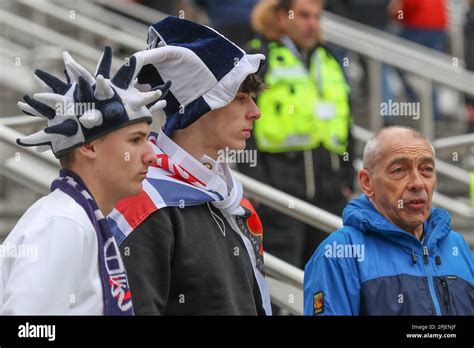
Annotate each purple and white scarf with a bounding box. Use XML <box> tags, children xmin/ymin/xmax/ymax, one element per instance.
<box><xmin>51</xmin><ymin>169</ymin><xmax>134</xmax><ymax>315</ymax></box>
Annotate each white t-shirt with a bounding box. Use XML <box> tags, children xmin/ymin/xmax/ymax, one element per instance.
<box><xmin>0</xmin><ymin>189</ymin><xmax>103</xmax><ymax>314</ymax></box>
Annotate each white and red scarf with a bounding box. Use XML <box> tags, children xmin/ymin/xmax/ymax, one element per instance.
<box><xmin>108</xmin><ymin>130</ymin><xmax>272</xmax><ymax>315</ymax></box>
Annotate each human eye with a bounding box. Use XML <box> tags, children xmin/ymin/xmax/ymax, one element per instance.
<box><xmin>130</xmin><ymin>136</ymin><xmax>141</xmax><ymax>145</ymax></box>
<box><xmin>236</xmin><ymin>95</ymin><xmax>246</xmax><ymax>103</ymax></box>
<box><xmin>421</xmin><ymin>165</ymin><xmax>434</xmax><ymax>174</ymax></box>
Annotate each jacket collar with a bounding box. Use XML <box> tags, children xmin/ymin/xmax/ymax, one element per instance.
<box><xmin>342</xmin><ymin>194</ymin><xmax>452</xmax><ymax>249</ymax></box>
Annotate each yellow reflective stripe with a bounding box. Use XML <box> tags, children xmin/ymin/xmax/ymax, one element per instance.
<box><xmin>268</xmin><ymin>66</ymin><xmax>308</xmax><ymax>79</ymax></box>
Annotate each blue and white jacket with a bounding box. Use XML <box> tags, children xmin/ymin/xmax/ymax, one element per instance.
<box><xmin>304</xmin><ymin>195</ymin><xmax>474</xmax><ymax>315</ymax></box>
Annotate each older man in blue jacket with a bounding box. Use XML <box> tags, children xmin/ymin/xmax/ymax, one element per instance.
<box><xmin>304</xmin><ymin>125</ymin><xmax>474</xmax><ymax>315</ymax></box>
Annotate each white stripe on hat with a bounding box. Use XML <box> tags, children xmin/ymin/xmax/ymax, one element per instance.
<box><xmin>134</xmin><ymin>46</ymin><xmax>218</xmax><ymax>108</ymax></box>
<box><xmin>202</xmin><ymin>53</ymin><xmax>265</xmax><ymax>110</ymax></box>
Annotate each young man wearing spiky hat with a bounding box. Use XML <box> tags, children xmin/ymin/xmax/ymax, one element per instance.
<box><xmin>0</xmin><ymin>47</ymin><xmax>169</xmax><ymax>315</ymax></box>
<box><xmin>108</xmin><ymin>17</ymin><xmax>272</xmax><ymax>315</ymax></box>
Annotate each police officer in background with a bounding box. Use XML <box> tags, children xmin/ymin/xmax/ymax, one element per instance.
<box><xmin>238</xmin><ymin>0</ymin><xmax>355</xmax><ymax>268</ymax></box>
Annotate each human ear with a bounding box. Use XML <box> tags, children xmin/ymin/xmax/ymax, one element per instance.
<box><xmin>77</xmin><ymin>142</ymin><xmax>97</xmax><ymax>160</ymax></box>
<box><xmin>358</xmin><ymin>169</ymin><xmax>374</xmax><ymax>198</ymax></box>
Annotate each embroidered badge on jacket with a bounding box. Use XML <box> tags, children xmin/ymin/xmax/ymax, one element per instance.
<box><xmin>313</xmin><ymin>291</ymin><xmax>324</xmax><ymax>315</ymax></box>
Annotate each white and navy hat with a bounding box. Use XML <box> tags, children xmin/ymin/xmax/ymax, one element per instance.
<box><xmin>135</xmin><ymin>16</ymin><xmax>266</xmax><ymax>136</ymax></box>
<box><xmin>16</xmin><ymin>47</ymin><xmax>170</xmax><ymax>157</ymax></box>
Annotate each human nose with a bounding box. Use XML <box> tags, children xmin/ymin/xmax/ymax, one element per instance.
<box><xmin>407</xmin><ymin>169</ymin><xmax>424</xmax><ymax>192</ymax></box>
<box><xmin>310</xmin><ymin>16</ymin><xmax>319</xmax><ymax>31</ymax></box>
<box><xmin>247</xmin><ymin>98</ymin><xmax>261</xmax><ymax>120</ymax></box>
<box><xmin>142</xmin><ymin>142</ymin><xmax>156</xmax><ymax>166</ymax></box>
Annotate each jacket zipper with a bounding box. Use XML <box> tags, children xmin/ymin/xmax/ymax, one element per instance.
<box><xmin>440</xmin><ymin>277</ymin><xmax>451</xmax><ymax>315</ymax></box>
<box><xmin>422</xmin><ymin>245</ymin><xmax>442</xmax><ymax>315</ymax></box>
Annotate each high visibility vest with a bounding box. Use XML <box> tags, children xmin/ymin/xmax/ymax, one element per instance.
<box><xmin>253</xmin><ymin>40</ymin><xmax>351</xmax><ymax>155</ymax></box>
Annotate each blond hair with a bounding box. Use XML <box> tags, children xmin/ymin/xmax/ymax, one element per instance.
<box><xmin>251</xmin><ymin>0</ymin><xmax>282</xmax><ymax>41</ymax></box>
<box><xmin>251</xmin><ymin>0</ymin><xmax>325</xmax><ymax>42</ymax></box>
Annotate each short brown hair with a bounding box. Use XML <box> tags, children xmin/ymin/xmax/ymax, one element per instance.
<box><xmin>239</xmin><ymin>73</ymin><xmax>266</xmax><ymax>95</ymax></box>
<box><xmin>58</xmin><ymin>149</ymin><xmax>76</xmax><ymax>170</ymax></box>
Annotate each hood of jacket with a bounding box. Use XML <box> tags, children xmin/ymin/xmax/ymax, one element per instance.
<box><xmin>342</xmin><ymin>194</ymin><xmax>452</xmax><ymax>252</ymax></box>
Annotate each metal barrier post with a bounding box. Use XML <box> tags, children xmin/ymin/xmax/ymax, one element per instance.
<box><xmin>368</xmin><ymin>58</ymin><xmax>383</xmax><ymax>132</ymax></box>
<box><xmin>419</xmin><ymin>78</ymin><xmax>435</xmax><ymax>140</ymax></box>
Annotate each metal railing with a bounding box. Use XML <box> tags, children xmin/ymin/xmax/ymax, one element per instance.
<box><xmin>0</xmin><ymin>7</ymin><xmax>125</xmax><ymax>74</ymax></box>
<box><xmin>354</xmin><ymin>125</ymin><xmax>474</xmax><ymax>151</ymax></box>
<box><xmin>19</xmin><ymin>0</ymin><xmax>146</xmax><ymax>52</ymax></box>
<box><xmin>53</xmin><ymin>0</ymin><xmax>150</xmax><ymax>37</ymax></box>
<box><xmin>322</xmin><ymin>11</ymin><xmax>474</xmax><ymax>140</ymax></box>
<box><xmin>432</xmin><ymin>133</ymin><xmax>474</xmax><ymax>150</ymax></box>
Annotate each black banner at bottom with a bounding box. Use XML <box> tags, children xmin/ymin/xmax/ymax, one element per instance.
<box><xmin>0</xmin><ymin>315</ymin><xmax>472</xmax><ymax>346</ymax></box>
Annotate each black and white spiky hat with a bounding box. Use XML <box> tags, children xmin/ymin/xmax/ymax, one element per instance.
<box><xmin>16</xmin><ymin>47</ymin><xmax>170</xmax><ymax>157</ymax></box>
